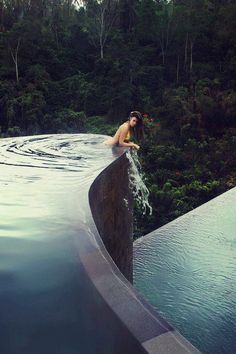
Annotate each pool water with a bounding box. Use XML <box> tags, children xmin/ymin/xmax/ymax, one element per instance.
<box><xmin>134</xmin><ymin>188</ymin><xmax>236</xmax><ymax>354</ymax></box>
<box><xmin>0</xmin><ymin>134</ymin><xmax>145</xmax><ymax>354</ymax></box>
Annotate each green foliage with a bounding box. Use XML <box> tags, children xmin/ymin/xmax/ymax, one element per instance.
<box><xmin>7</xmin><ymin>126</ymin><xmax>21</xmax><ymax>137</ymax></box>
<box><xmin>1</xmin><ymin>0</ymin><xmax>236</xmax><ymax>135</ymax></box>
<box><xmin>42</xmin><ymin>109</ymin><xmax>86</xmax><ymax>133</ymax></box>
<box><xmin>85</xmin><ymin>116</ymin><xmax>118</xmax><ymax>136</ymax></box>
<box><xmin>135</xmin><ymin>123</ymin><xmax>236</xmax><ymax>236</ymax></box>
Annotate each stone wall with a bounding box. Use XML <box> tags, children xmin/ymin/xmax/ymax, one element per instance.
<box><xmin>88</xmin><ymin>149</ymin><xmax>201</xmax><ymax>353</ymax></box>
<box><xmin>89</xmin><ymin>152</ymin><xmax>133</xmax><ymax>282</ymax></box>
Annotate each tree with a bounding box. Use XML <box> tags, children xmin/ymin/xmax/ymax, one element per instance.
<box><xmin>118</xmin><ymin>0</ymin><xmax>139</xmax><ymax>34</ymax></box>
<box><xmin>81</xmin><ymin>0</ymin><xmax>118</xmax><ymax>59</ymax></box>
<box><xmin>156</xmin><ymin>1</ymin><xmax>175</xmax><ymax>66</ymax></box>
<box><xmin>9</xmin><ymin>36</ymin><xmax>20</xmax><ymax>82</ymax></box>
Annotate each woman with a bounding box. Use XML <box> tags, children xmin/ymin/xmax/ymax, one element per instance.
<box><xmin>104</xmin><ymin>111</ymin><xmax>144</xmax><ymax>150</ymax></box>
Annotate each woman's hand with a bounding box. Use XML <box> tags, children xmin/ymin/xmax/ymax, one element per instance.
<box><xmin>132</xmin><ymin>143</ymin><xmax>140</xmax><ymax>150</ymax></box>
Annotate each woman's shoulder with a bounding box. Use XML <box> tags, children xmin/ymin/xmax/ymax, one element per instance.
<box><xmin>120</xmin><ymin>122</ymin><xmax>129</xmax><ymax>131</ymax></box>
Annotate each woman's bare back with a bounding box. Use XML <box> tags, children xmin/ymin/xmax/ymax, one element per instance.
<box><xmin>104</xmin><ymin>122</ymin><xmax>129</xmax><ymax>146</ymax></box>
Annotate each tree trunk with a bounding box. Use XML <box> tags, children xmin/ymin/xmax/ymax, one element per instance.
<box><xmin>184</xmin><ymin>32</ymin><xmax>188</xmax><ymax>71</ymax></box>
<box><xmin>161</xmin><ymin>48</ymin><xmax>165</xmax><ymax>65</ymax></box>
<box><xmin>190</xmin><ymin>39</ymin><xmax>193</xmax><ymax>73</ymax></box>
<box><xmin>85</xmin><ymin>0</ymin><xmax>118</xmax><ymax>60</ymax></box>
<box><xmin>160</xmin><ymin>32</ymin><xmax>165</xmax><ymax>65</ymax></box>
<box><xmin>9</xmin><ymin>38</ymin><xmax>21</xmax><ymax>83</ymax></box>
<box><xmin>0</xmin><ymin>2</ymin><xmax>4</xmax><ymax>31</ymax></box>
<box><xmin>99</xmin><ymin>5</ymin><xmax>105</xmax><ymax>59</ymax></box>
<box><xmin>176</xmin><ymin>54</ymin><xmax>180</xmax><ymax>83</ymax></box>
<box><xmin>54</xmin><ymin>28</ymin><xmax>59</xmax><ymax>50</ymax></box>
<box><xmin>100</xmin><ymin>41</ymin><xmax>104</xmax><ymax>59</ymax></box>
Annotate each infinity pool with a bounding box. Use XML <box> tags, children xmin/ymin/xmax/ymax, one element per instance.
<box><xmin>0</xmin><ymin>134</ymin><xmax>146</xmax><ymax>354</ymax></box>
<box><xmin>134</xmin><ymin>188</ymin><xmax>236</xmax><ymax>354</ymax></box>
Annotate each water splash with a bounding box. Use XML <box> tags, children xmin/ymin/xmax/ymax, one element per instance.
<box><xmin>126</xmin><ymin>149</ymin><xmax>152</xmax><ymax>216</ymax></box>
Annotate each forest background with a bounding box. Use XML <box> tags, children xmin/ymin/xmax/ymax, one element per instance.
<box><xmin>1</xmin><ymin>0</ymin><xmax>236</xmax><ymax>238</ymax></box>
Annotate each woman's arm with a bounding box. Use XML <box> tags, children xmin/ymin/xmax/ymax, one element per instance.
<box><xmin>118</xmin><ymin>124</ymin><xmax>140</xmax><ymax>150</ymax></box>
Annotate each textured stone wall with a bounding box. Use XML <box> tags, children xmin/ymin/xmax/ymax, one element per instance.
<box><xmin>89</xmin><ymin>152</ymin><xmax>133</xmax><ymax>282</ymax></box>
<box><xmin>87</xmin><ymin>148</ymin><xmax>201</xmax><ymax>354</ymax></box>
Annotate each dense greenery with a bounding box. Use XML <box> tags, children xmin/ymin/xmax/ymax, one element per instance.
<box><xmin>1</xmin><ymin>0</ymin><xmax>236</xmax><ymax>237</ymax></box>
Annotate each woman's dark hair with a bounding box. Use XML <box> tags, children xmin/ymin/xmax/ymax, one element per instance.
<box><xmin>129</xmin><ymin>111</ymin><xmax>144</xmax><ymax>143</ymax></box>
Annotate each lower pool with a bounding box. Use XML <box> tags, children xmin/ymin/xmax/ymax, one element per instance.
<box><xmin>134</xmin><ymin>188</ymin><xmax>236</xmax><ymax>354</ymax></box>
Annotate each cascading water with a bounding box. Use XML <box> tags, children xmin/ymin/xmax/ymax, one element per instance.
<box><xmin>126</xmin><ymin>149</ymin><xmax>152</xmax><ymax>216</ymax></box>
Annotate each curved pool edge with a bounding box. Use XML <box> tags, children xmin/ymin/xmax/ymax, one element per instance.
<box><xmin>82</xmin><ymin>149</ymin><xmax>201</xmax><ymax>354</ymax></box>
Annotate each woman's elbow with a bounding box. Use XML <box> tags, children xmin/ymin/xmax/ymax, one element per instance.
<box><xmin>118</xmin><ymin>139</ymin><xmax>125</xmax><ymax>147</ymax></box>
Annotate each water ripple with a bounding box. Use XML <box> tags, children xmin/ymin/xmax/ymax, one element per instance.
<box><xmin>0</xmin><ymin>134</ymin><xmax>110</xmax><ymax>172</ymax></box>
<box><xmin>134</xmin><ymin>188</ymin><xmax>236</xmax><ymax>354</ymax></box>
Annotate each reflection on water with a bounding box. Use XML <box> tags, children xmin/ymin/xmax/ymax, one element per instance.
<box><xmin>133</xmin><ymin>188</ymin><xmax>236</xmax><ymax>354</ymax></box>
<box><xmin>0</xmin><ymin>134</ymin><xmax>145</xmax><ymax>354</ymax></box>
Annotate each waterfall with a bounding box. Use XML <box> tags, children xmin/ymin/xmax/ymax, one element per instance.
<box><xmin>126</xmin><ymin>149</ymin><xmax>152</xmax><ymax>216</ymax></box>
